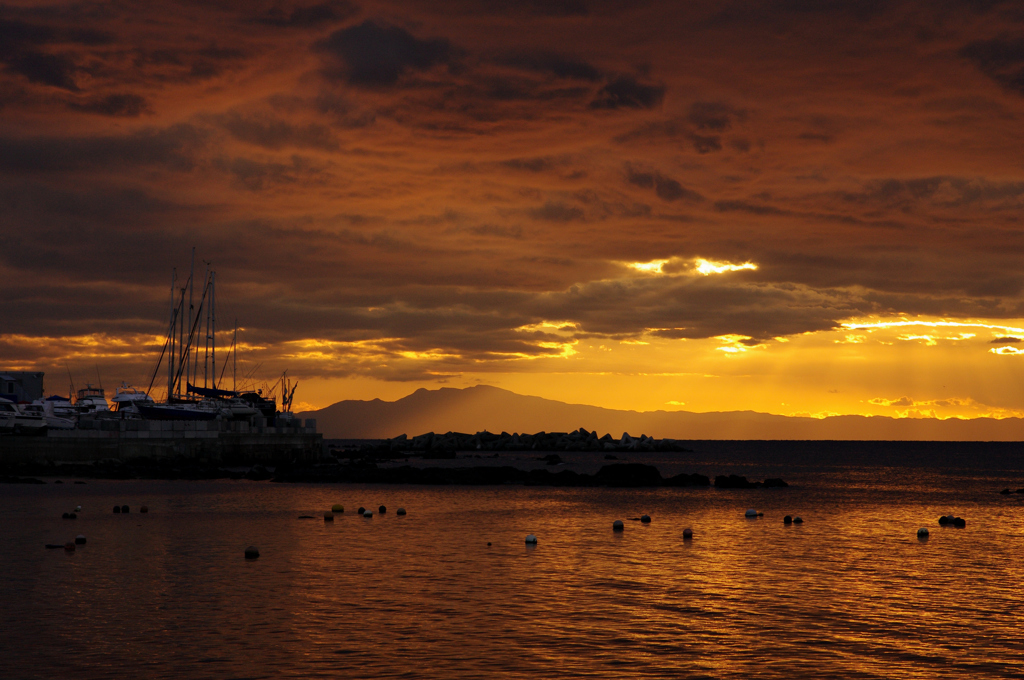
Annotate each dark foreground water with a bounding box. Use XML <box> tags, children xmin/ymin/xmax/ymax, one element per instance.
<box><xmin>3</xmin><ymin>442</ymin><xmax>1024</xmax><ymax>679</ymax></box>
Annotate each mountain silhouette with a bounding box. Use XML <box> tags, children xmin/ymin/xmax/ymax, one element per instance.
<box><xmin>297</xmin><ymin>385</ymin><xmax>1024</xmax><ymax>441</ymax></box>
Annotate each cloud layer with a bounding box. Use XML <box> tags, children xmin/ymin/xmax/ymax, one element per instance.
<box><xmin>2</xmin><ymin>0</ymin><xmax>1024</xmax><ymax>407</ymax></box>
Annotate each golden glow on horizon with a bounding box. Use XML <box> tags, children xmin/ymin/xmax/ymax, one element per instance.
<box><xmin>843</xmin><ymin>319</ymin><xmax>1024</xmax><ymax>335</ymax></box>
<box><xmin>12</xmin><ymin>314</ymin><xmax>1024</xmax><ymax>430</ymax></box>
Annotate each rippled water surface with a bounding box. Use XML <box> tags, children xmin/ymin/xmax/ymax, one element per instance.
<box><xmin>3</xmin><ymin>444</ymin><xmax>1024</xmax><ymax>679</ymax></box>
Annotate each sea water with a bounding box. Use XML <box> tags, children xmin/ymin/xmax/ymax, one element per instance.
<box><xmin>2</xmin><ymin>442</ymin><xmax>1024</xmax><ymax>679</ymax></box>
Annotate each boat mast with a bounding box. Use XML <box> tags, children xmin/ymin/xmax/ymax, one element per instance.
<box><xmin>204</xmin><ymin>270</ymin><xmax>212</xmax><ymax>391</ymax></box>
<box><xmin>168</xmin><ymin>268</ymin><xmax>176</xmax><ymax>401</ymax></box>
<box><xmin>233</xmin><ymin>320</ymin><xmax>237</xmax><ymax>392</ymax></box>
<box><xmin>210</xmin><ymin>270</ymin><xmax>216</xmax><ymax>390</ymax></box>
<box><xmin>186</xmin><ymin>248</ymin><xmax>195</xmax><ymax>398</ymax></box>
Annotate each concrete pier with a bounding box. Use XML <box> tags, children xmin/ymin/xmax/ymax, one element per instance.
<box><xmin>0</xmin><ymin>418</ymin><xmax>322</xmax><ymax>465</ymax></box>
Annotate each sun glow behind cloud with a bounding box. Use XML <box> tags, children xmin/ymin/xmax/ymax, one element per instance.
<box><xmin>694</xmin><ymin>259</ymin><xmax>758</xmax><ymax>276</ymax></box>
<box><xmin>626</xmin><ymin>257</ymin><xmax>759</xmax><ymax>276</ymax></box>
<box><xmin>627</xmin><ymin>259</ymin><xmax>671</xmax><ymax>274</ymax></box>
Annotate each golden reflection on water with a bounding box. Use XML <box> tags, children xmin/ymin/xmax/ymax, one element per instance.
<box><xmin>3</xmin><ymin>475</ymin><xmax>1024</xmax><ymax>678</ymax></box>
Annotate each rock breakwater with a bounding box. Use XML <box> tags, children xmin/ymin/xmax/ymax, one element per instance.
<box><xmin>335</xmin><ymin>428</ymin><xmax>694</xmax><ymax>457</ymax></box>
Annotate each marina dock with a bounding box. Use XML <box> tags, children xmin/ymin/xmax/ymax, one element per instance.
<box><xmin>0</xmin><ymin>418</ymin><xmax>322</xmax><ymax>465</ymax></box>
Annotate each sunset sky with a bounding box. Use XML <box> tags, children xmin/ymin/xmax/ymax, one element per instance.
<box><xmin>4</xmin><ymin>0</ymin><xmax>1024</xmax><ymax>421</ymax></box>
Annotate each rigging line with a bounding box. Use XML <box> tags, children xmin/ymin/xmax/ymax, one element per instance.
<box><xmin>146</xmin><ymin>321</ymin><xmax>173</xmax><ymax>397</ymax></box>
<box><xmin>154</xmin><ymin>285</ymin><xmax>189</xmax><ymax>397</ymax></box>
<box><xmin>218</xmin><ymin>327</ymin><xmax>236</xmax><ymax>387</ymax></box>
<box><xmin>172</xmin><ymin>278</ymin><xmax>211</xmax><ymax>393</ymax></box>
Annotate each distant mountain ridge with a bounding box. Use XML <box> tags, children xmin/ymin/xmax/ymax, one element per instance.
<box><xmin>297</xmin><ymin>385</ymin><xmax>1024</xmax><ymax>441</ymax></box>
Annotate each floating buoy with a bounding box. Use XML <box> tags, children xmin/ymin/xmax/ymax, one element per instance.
<box><xmin>525</xmin><ymin>534</ymin><xmax>538</xmax><ymax>544</ymax></box>
<box><xmin>379</xmin><ymin>505</ymin><xmax>387</xmax><ymax>514</ymax></box>
<box><xmin>784</xmin><ymin>515</ymin><xmax>793</xmax><ymax>524</ymax></box>
<box><xmin>64</xmin><ymin>542</ymin><xmax>75</xmax><ymax>552</ymax></box>
<box><xmin>113</xmin><ymin>506</ymin><xmax>121</xmax><ymax>514</ymax></box>
<box><xmin>75</xmin><ymin>535</ymin><xmax>86</xmax><ymax>545</ymax></box>
<box><xmin>244</xmin><ymin>546</ymin><xmax>260</xmax><ymax>559</ymax></box>
<box><xmin>683</xmin><ymin>528</ymin><xmax>693</xmax><ymax>540</ymax></box>
<box><xmin>640</xmin><ymin>514</ymin><xmax>651</xmax><ymax>524</ymax></box>
<box><xmin>357</xmin><ymin>507</ymin><xmax>365</xmax><ymax>515</ymax></box>
<box><xmin>121</xmin><ymin>505</ymin><xmax>129</xmax><ymax>514</ymax></box>
<box><xmin>140</xmin><ymin>506</ymin><xmax>148</xmax><ymax>514</ymax></box>
<box><xmin>953</xmin><ymin>517</ymin><xmax>966</xmax><ymax>528</ymax></box>
<box><xmin>75</xmin><ymin>505</ymin><xmax>81</xmax><ymax>512</ymax></box>
<box><xmin>68</xmin><ymin>513</ymin><xmax>77</xmax><ymax>519</ymax></box>
<box><xmin>397</xmin><ymin>508</ymin><xmax>407</xmax><ymax>516</ymax></box>
<box><xmin>938</xmin><ymin>515</ymin><xmax>950</xmax><ymax>526</ymax></box>
<box><xmin>363</xmin><ymin>510</ymin><xmax>373</xmax><ymax>517</ymax></box>
<box><xmin>793</xmin><ymin>517</ymin><xmax>803</xmax><ymax>524</ymax></box>
<box><xmin>745</xmin><ymin>508</ymin><xmax>758</xmax><ymax>518</ymax></box>
<box><xmin>613</xmin><ymin>520</ymin><xmax>624</xmax><ymax>532</ymax></box>
<box><xmin>324</xmin><ymin>512</ymin><xmax>334</xmax><ymax>521</ymax></box>
<box><xmin>62</xmin><ymin>513</ymin><xmax>70</xmax><ymax>519</ymax></box>
<box><xmin>331</xmin><ymin>504</ymin><xmax>344</xmax><ymax>513</ymax></box>
<box><xmin>298</xmin><ymin>515</ymin><xmax>315</xmax><ymax>519</ymax></box>
<box><xmin>917</xmin><ymin>527</ymin><xmax>929</xmax><ymax>538</ymax></box>
<box><xmin>45</xmin><ymin>544</ymin><xmax>64</xmax><ymax>549</ymax></box>
<box><xmin>487</xmin><ymin>542</ymin><xmax>492</xmax><ymax>546</ymax></box>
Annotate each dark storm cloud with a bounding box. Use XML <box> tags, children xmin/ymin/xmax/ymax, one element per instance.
<box><xmin>214</xmin><ymin>111</ymin><xmax>340</xmax><ymax>150</ymax></box>
<box><xmin>707</xmin><ymin>0</ymin><xmax>887</xmax><ymax>27</ymax></box>
<box><xmin>613</xmin><ymin>116</ymin><xmax>737</xmax><ymax>154</ymax></box>
<box><xmin>315</xmin><ymin>20</ymin><xmax>457</xmax><ymax>86</ymax></box>
<box><xmin>0</xmin><ymin>16</ymin><xmax>114</xmax><ymax>91</ymax></box>
<box><xmin>0</xmin><ymin>19</ymin><xmax>75</xmax><ymax>90</ymax></box>
<box><xmin>214</xmin><ymin>155</ymin><xmax>331</xmax><ymax>191</ymax></box>
<box><xmin>0</xmin><ymin>181</ymin><xmax>181</xmax><ymax>232</ymax></box>
<box><xmin>255</xmin><ymin>1</ymin><xmax>358</xmax><ymax>27</ymax></box>
<box><xmin>0</xmin><ymin>125</ymin><xmax>209</xmax><ymax>174</ymax></box>
<box><xmin>626</xmin><ymin>167</ymin><xmax>703</xmax><ymax>202</ymax></box>
<box><xmin>687</xmin><ymin>101</ymin><xmax>746</xmax><ymax>131</ymax></box>
<box><xmin>714</xmin><ymin>200</ymin><xmax>792</xmax><ymax>216</ymax></box>
<box><xmin>519</xmin><ymin>275</ymin><xmax>852</xmax><ymax>342</ymax></box>
<box><xmin>992</xmin><ymin>336</ymin><xmax>1022</xmax><ymax>343</ymax></box>
<box><xmin>496</xmin><ymin>52</ymin><xmax>603</xmax><ymax>81</ymax></box>
<box><xmin>960</xmin><ymin>37</ymin><xmax>1024</xmax><ymax>95</ymax></box>
<box><xmin>838</xmin><ymin>177</ymin><xmax>1024</xmax><ymax>209</ymax></box>
<box><xmin>188</xmin><ymin>45</ymin><xmax>247</xmax><ymax>80</ymax></box>
<box><xmin>528</xmin><ymin>202</ymin><xmax>585</xmax><ymax>221</ymax></box>
<box><xmin>1</xmin><ymin>48</ymin><xmax>78</xmax><ymax>90</ymax></box>
<box><xmin>589</xmin><ymin>75</ymin><xmax>665</xmax><ymax>110</ymax></box>
<box><xmin>67</xmin><ymin>93</ymin><xmax>150</xmax><ymax>117</ymax></box>
<box><xmin>499</xmin><ymin>155</ymin><xmax>578</xmax><ymax>173</ymax></box>
<box><xmin>501</xmin><ymin>157</ymin><xmax>556</xmax><ymax>172</ymax></box>
<box><xmin>121</xmin><ymin>42</ymin><xmax>248</xmax><ymax>86</ymax></box>
<box><xmin>425</xmin><ymin>0</ymin><xmax>590</xmax><ymax>17</ymax></box>
<box><xmin>464</xmin><ymin>224</ymin><xmax>525</xmax><ymax>239</ymax></box>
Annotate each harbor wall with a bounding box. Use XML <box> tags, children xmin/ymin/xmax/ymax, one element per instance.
<box><xmin>0</xmin><ymin>418</ymin><xmax>322</xmax><ymax>464</ymax></box>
